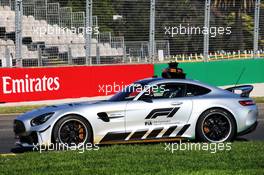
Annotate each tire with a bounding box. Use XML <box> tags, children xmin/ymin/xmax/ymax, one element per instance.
<box><xmin>196</xmin><ymin>108</ymin><xmax>236</xmax><ymax>143</ymax></box>
<box><xmin>53</xmin><ymin>115</ymin><xmax>92</xmax><ymax>147</ymax></box>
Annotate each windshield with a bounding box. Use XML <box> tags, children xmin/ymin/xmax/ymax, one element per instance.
<box><xmin>109</xmin><ymin>83</ymin><xmax>145</xmax><ymax>102</ymax></box>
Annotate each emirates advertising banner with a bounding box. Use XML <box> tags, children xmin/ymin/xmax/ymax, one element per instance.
<box><xmin>0</xmin><ymin>64</ymin><xmax>153</xmax><ymax>103</ymax></box>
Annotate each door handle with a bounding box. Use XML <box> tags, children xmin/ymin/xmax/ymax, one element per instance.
<box><xmin>171</xmin><ymin>102</ymin><xmax>183</xmax><ymax>106</ymax></box>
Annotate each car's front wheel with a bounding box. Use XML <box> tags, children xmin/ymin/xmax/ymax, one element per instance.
<box><xmin>196</xmin><ymin>108</ymin><xmax>236</xmax><ymax>142</ymax></box>
<box><xmin>53</xmin><ymin>115</ymin><xmax>92</xmax><ymax>147</ymax></box>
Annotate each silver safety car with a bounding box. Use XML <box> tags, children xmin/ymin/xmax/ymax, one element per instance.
<box><xmin>14</xmin><ymin>76</ymin><xmax>258</xmax><ymax>148</ymax></box>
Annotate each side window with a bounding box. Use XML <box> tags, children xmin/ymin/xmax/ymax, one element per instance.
<box><xmin>185</xmin><ymin>84</ymin><xmax>211</xmax><ymax>97</ymax></box>
<box><xmin>152</xmin><ymin>83</ymin><xmax>186</xmax><ymax>99</ymax></box>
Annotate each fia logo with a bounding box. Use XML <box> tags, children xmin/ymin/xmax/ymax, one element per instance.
<box><xmin>145</xmin><ymin>121</ymin><xmax>152</xmax><ymax>126</ymax></box>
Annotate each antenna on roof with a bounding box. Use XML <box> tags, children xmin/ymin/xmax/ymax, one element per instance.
<box><xmin>234</xmin><ymin>67</ymin><xmax>246</xmax><ymax>88</ymax></box>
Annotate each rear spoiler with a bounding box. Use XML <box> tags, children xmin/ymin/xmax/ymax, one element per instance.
<box><xmin>226</xmin><ymin>85</ymin><xmax>254</xmax><ymax>98</ymax></box>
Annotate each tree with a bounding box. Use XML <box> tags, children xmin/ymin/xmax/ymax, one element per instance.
<box><xmin>93</xmin><ymin>0</ymin><xmax>116</xmax><ymax>32</ymax></box>
<box><xmin>155</xmin><ymin>0</ymin><xmax>205</xmax><ymax>54</ymax></box>
<box><xmin>212</xmin><ymin>0</ymin><xmax>255</xmax><ymax>51</ymax></box>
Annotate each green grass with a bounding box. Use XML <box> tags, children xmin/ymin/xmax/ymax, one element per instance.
<box><xmin>0</xmin><ymin>105</ymin><xmax>44</xmax><ymax>114</ymax></box>
<box><xmin>0</xmin><ymin>97</ymin><xmax>263</xmax><ymax>114</ymax></box>
<box><xmin>0</xmin><ymin>142</ymin><xmax>263</xmax><ymax>175</ymax></box>
<box><xmin>254</xmin><ymin>97</ymin><xmax>264</xmax><ymax>103</ymax></box>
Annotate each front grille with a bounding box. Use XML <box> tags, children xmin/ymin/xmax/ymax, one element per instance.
<box><xmin>14</xmin><ymin>120</ymin><xmax>26</xmax><ymax>135</ymax></box>
<box><xmin>19</xmin><ymin>132</ymin><xmax>38</xmax><ymax>145</ymax></box>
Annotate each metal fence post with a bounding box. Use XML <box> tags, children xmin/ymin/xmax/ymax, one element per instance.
<box><xmin>45</xmin><ymin>0</ymin><xmax>48</xmax><ymax>21</ymax></box>
<box><xmin>15</xmin><ymin>0</ymin><xmax>23</xmax><ymax>67</ymax></box>
<box><xmin>37</xmin><ymin>45</ymin><xmax>42</xmax><ymax>67</ymax></box>
<box><xmin>85</xmin><ymin>0</ymin><xmax>93</xmax><ymax>65</ymax></box>
<box><xmin>122</xmin><ymin>37</ymin><xmax>126</xmax><ymax>63</ymax></box>
<box><xmin>123</xmin><ymin>45</ymin><xmax>126</xmax><ymax>63</ymax></box>
<box><xmin>4</xmin><ymin>46</ymin><xmax>12</xmax><ymax>67</ymax></box>
<box><xmin>96</xmin><ymin>44</ymin><xmax>100</xmax><ymax>64</ymax></box>
<box><xmin>149</xmin><ymin>0</ymin><xmax>155</xmax><ymax>63</ymax></box>
<box><xmin>68</xmin><ymin>45</ymin><xmax>73</xmax><ymax>65</ymax></box>
<box><xmin>203</xmin><ymin>0</ymin><xmax>211</xmax><ymax>62</ymax></box>
<box><xmin>254</xmin><ymin>0</ymin><xmax>260</xmax><ymax>59</ymax></box>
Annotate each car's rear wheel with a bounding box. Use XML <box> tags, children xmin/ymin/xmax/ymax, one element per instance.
<box><xmin>196</xmin><ymin>108</ymin><xmax>236</xmax><ymax>142</ymax></box>
<box><xmin>53</xmin><ymin>115</ymin><xmax>92</xmax><ymax>148</ymax></box>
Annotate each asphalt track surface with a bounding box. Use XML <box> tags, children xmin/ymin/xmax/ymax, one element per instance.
<box><xmin>0</xmin><ymin>104</ymin><xmax>263</xmax><ymax>154</ymax></box>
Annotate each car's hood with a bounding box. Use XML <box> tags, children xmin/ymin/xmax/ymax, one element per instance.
<box><xmin>16</xmin><ymin>100</ymin><xmax>106</xmax><ymax>121</ymax></box>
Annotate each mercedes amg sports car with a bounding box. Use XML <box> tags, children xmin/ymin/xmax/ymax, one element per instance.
<box><xmin>14</xmin><ymin>75</ymin><xmax>258</xmax><ymax>148</ymax></box>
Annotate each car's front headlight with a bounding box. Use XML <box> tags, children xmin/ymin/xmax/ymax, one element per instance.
<box><xmin>31</xmin><ymin>112</ymin><xmax>55</xmax><ymax>126</ymax></box>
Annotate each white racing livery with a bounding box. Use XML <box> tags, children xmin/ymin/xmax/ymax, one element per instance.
<box><xmin>14</xmin><ymin>77</ymin><xmax>258</xmax><ymax>148</ymax></box>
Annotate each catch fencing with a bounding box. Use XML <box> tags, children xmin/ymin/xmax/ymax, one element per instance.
<box><xmin>0</xmin><ymin>0</ymin><xmax>263</xmax><ymax>67</ymax></box>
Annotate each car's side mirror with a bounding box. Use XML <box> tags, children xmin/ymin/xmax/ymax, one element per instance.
<box><xmin>139</xmin><ymin>94</ymin><xmax>153</xmax><ymax>103</ymax></box>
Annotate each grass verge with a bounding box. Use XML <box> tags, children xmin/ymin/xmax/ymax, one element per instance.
<box><xmin>254</xmin><ymin>97</ymin><xmax>264</xmax><ymax>103</ymax></box>
<box><xmin>0</xmin><ymin>105</ymin><xmax>44</xmax><ymax>114</ymax></box>
<box><xmin>0</xmin><ymin>141</ymin><xmax>263</xmax><ymax>175</ymax></box>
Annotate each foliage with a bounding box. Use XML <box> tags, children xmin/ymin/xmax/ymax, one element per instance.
<box><xmin>55</xmin><ymin>0</ymin><xmax>263</xmax><ymax>53</ymax></box>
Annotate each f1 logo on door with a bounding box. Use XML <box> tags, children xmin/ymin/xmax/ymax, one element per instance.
<box><xmin>145</xmin><ymin>107</ymin><xmax>180</xmax><ymax>119</ymax></box>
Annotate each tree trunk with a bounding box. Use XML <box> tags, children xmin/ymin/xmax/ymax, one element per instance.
<box><xmin>235</xmin><ymin>8</ymin><xmax>245</xmax><ymax>50</ymax></box>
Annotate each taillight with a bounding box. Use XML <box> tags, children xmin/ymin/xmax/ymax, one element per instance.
<box><xmin>239</xmin><ymin>100</ymin><xmax>255</xmax><ymax>106</ymax></box>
